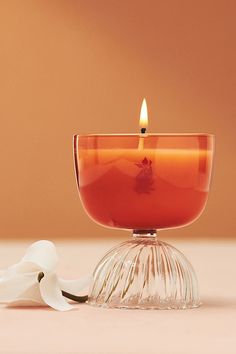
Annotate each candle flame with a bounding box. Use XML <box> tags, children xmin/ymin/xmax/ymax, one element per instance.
<box><xmin>139</xmin><ymin>98</ymin><xmax>148</xmax><ymax>129</ymax></box>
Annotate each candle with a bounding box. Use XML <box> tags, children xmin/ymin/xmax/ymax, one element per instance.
<box><xmin>74</xmin><ymin>100</ymin><xmax>214</xmax><ymax>310</ymax></box>
<box><xmin>76</xmin><ymin>100</ymin><xmax>213</xmax><ymax>231</ymax></box>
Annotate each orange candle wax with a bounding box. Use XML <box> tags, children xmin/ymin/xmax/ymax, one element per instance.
<box><xmin>76</xmin><ymin>139</ymin><xmax>213</xmax><ymax>230</ymax></box>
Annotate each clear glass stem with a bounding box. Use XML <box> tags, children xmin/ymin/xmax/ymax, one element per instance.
<box><xmin>133</xmin><ymin>229</ymin><xmax>157</xmax><ymax>239</ymax></box>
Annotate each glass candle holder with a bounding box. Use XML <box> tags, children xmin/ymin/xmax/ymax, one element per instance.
<box><xmin>73</xmin><ymin>134</ymin><xmax>214</xmax><ymax>309</ymax></box>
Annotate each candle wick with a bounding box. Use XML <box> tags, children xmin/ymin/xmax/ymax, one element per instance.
<box><xmin>140</xmin><ymin>127</ymin><xmax>147</xmax><ymax>134</ymax></box>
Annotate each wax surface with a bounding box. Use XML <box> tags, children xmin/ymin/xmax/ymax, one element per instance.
<box><xmin>78</xmin><ymin>149</ymin><xmax>213</xmax><ymax>230</ymax></box>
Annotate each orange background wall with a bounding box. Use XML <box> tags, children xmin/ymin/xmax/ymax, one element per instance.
<box><xmin>0</xmin><ymin>0</ymin><xmax>235</xmax><ymax>239</ymax></box>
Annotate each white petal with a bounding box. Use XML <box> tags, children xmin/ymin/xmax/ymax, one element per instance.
<box><xmin>59</xmin><ymin>274</ymin><xmax>92</xmax><ymax>294</ymax></box>
<box><xmin>39</xmin><ymin>273</ymin><xmax>73</xmax><ymax>311</ymax></box>
<box><xmin>6</xmin><ymin>284</ymin><xmax>45</xmax><ymax>307</ymax></box>
<box><xmin>21</xmin><ymin>240</ymin><xmax>58</xmax><ymax>272</ymax></box>
<box><xmin>0</xmin><ymin>273</ymin><xmax>37</xmax><ymax>302</ymax></box>
<box><xmin>7</xmin><ymin>299</ymin><xmax>45</xmax><ymax>307</ymax></box>
<box><xmin>13</xmin><ymin>283</ymin><xmax>44</xmax><ymax>305</ymax></box>
<box><xmin>0</xmin><ymin>264</ymin><xmax>20</xmax><ymax>278</ymax></box>
<box><xmin>7</xmin><ymin>261</ymin><xmax>41</xmax><ymax>275</ymax></box>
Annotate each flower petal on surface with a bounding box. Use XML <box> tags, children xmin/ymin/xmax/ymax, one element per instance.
<box><xmin>58</xmin><ymin>274</ymin><xmax>92</xmax><ymax>294</ymax></box>
<box><xmin>0</xmin><ymin>273</ymin><xmax>37</xmax><ymax>302</ymax></box>
<box><xmin>7</xmin><ymin>299</ymin><xmax>45</xmax><ymax>307</ymax></box>
<box><xmin>6</xmin><ymin>262</ymin><xmax>42</xmax><ymax>276</ymax></box>
<box><xmin>21</xmin><ymin>240</ymin><xmax>58</xmax><ymax>272</ymax></box>
<box><xmin>6</xmin><ymin>284</ymin><xmax>45</xmax><ymax>307</ymax></box>
<box><xmin>11</xmin><ymin>283</ymin><xmax>45</xmax><ymax>305</ymax></box>
<box><xmin>39</xmin><ymin>273</ymin><xmax>73</xmax><ymax>311</ymax></box>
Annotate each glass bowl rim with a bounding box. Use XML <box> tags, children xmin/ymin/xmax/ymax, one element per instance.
<box><xmin>74</xmin><ymin>133</ymin><xmax>214</xmax><ymax>138</ymax></box>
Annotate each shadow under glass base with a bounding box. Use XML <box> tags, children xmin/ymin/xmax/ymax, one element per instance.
<box><xmin>88</xmin><ymin>230</ymin><xmax>200</xmax><ymax>310</ymax></box>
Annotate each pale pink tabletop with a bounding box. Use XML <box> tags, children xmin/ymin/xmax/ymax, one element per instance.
<box><xmin>0</xmin><ymin>240</ymin><xmax>235</xmax><ymax>354</ymax></box>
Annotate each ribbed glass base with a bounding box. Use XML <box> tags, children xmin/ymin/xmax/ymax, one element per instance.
<box><xmin>88</xmin><ymin>232</ymin><xmax>200</xmax><ymax>310</ymax></box>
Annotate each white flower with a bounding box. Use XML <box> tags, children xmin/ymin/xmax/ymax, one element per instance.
<box><xmin>0</xmin><ymin>240</ymin><xmax>91</xmax><ymax>311</ymax></box>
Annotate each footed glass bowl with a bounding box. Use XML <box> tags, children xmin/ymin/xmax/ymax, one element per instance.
<box><xmin>73</xmin><ymin>134</ymin><xmax>214</xmax><ymax>309</ymax></box>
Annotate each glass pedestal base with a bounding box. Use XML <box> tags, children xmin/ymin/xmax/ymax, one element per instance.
<box><xmin>88</xmin><ymin>232</ymin><xmax>200</xmax><ymax>310</ymax></box>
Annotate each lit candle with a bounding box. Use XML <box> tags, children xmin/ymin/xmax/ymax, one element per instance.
<box><xmin>74</xmin><ymin>101</ymin><xmax>214</xmax><ymax>310</ymax></box>
<box><xmin>76</xmin><ymin>102</ymin><xmax>213</xmax><ymax>231</ymax></box>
